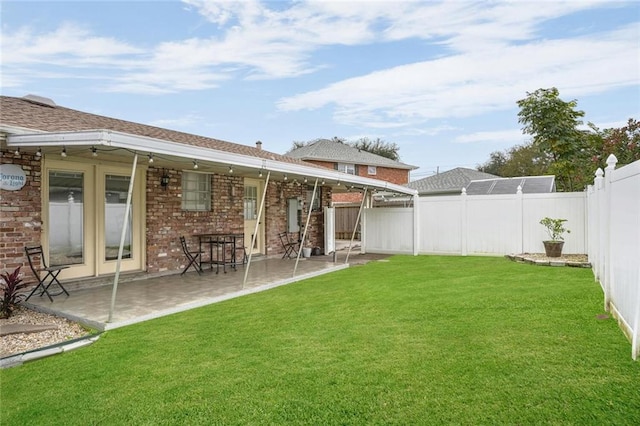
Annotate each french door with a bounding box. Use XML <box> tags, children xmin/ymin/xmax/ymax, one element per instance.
<box><xmin>43</xmin><ymin>159</ymin><xmax>146</xmax><ymax>280</ymax></box>
<box><xmin>243</xmin><ymin>178</ymin><xmax>265</xmax><ymax>255</ymax></box>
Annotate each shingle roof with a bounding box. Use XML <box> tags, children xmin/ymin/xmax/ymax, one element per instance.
<box><xmin>0</xmin><ymin>95</ymin><xmax>302</xmax><ymax>165</ymax></box>
<box><xmin>285</xmin><ymin>139</ymin><xmax>417</xmax><ymax>170</ymax></box>
<box><xmin>408</xmin><ymin>168</ymin><xmax>499</xmax><ymax>195</ymax></box>
<box><xmin>466</xmin><ymin>176</ymin><xmax>556</xmax><ymax>195</ymax></box>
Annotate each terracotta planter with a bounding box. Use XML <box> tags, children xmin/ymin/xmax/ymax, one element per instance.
<box><xmin>543</xmin><ymin>241</ymin><xmax>564</xmax><ymax>257</ymax></box>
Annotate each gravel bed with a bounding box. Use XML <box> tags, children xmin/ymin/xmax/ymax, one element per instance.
<box><xmin>0</xmin><ymin>306</ymin><xmax>89</xmax><ymax>358</ymax></box>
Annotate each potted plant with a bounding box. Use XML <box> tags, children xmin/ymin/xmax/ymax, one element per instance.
<box><xmin>539</xmin><ymin>217</ymin><xmax>570</xmax><ymax>257</ymax></box>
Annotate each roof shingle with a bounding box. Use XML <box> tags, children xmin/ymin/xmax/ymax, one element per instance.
<box><xmin>285</xmin><ymin>139</ymin><xmax>417</xmax><ymax>170</ymax></box>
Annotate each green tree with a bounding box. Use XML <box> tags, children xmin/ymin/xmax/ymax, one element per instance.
<box><xmin>352</xmin><ymin>137</ymin><xmax>400</xmax><ymax>161</ymax></box>
<box><xmin>517</xmin><ymin>88</ymin><xmax>588</xmax><ymax>191</ymax></box>
<box><xmin>594</xmin><ymin>118</ymin><xmax>640</xmax><ymax>168</ymax></box>
<box><xmin>477</xmin><ymin>151</ymin><xmax>507</xmax><ymax>175</ymax></box>
<box><xmin>477</xmin><ymin>143</ymin><xmax>549</xmax><ymax>177</ymax></box>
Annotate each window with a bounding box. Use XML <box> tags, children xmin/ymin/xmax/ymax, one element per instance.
<box><xmin>181</xmin><ymin>172</ymin><xmax>211</xmax><ymax>211</ymax></box>
<box><xmin>337</xmin><ymin>163</ymin><xmax>356</xmax><ymax>175</ymax></box>
<box><xmin>306</xmin><ymin>186</ymin><xmax>322</xmax><ymax>212</ymax></box>
<box><xmin>244</xmin><ymin>185</ymin><xmax>257</xmax><ymax>220</ymax></box>
<box><xmin>367</xmin><ymin>165</ymin><xmax>377</xmax><ymax>175</ymax></box>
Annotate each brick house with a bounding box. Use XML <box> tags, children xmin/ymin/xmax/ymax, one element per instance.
<box><xmin>0</xmin><ymin>95</ymin><xmax>415</xmax><ymax>282</ymax></box>
<box><xmin>284</xmin><ymin>139</ymin><xmax>417</xmax><ymax>205</ymax></box>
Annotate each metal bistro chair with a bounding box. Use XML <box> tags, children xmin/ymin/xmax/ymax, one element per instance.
<box><xmin>278</xmin><ymin>232</ymin><xmax>299</xmax><ymax>259</ymax></box>
<box><xmin>180</xmin><ymin>236</ymin><xmax>203</xmax><ymax>275</ymax></box>
<box><xmin>24</xmin><ymin>245</ymin><xmax>70</xmax><ymax>302</ymax></box>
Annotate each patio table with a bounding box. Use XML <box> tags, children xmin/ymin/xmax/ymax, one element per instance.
<box><xmin>196</xmin><ymin>233</ymin><xmax>245</xmax><ymax>274</ymax></box>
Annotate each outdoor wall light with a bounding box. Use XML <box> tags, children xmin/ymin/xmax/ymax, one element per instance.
<box><xmin>193</xmin><ymin>160</ymin><xmax>199</xmax><ymax>169</ymax></box>
<box><xmin>35</xmin><ymin>148</ymin><xmax>42</xmax><ymax>158</ymax></box>
<box><xmin>148</xmin><ymin>153</ymin><xmax>154</xmax><ymax>164</ymax></box>
<box><xmin>91</xmin><ymin>147</ymin><xmax>98</xmax><ymax>157</ymax></box>
<box><xmin>303</xmin><ymin>177</ymin><xmax>308</xmax><ymax>183</ymax></box>
<box><xmin>160</xmin><ymin>171</ymin><xmax>170</xmax><ymax>190</ymax></box>
<box><xmin>61</xmin><ymin>147</ymin><xmax>67</xmax><ymax>158</ymax></box>
<box><xmin>284</xmin><ymin>174</ymin><xmax>288</xmax><ymax>181</ymax></box>
<box><xmin>228</xmin><ymin>166</ymin><xmax>234</xmax><ymax>174</ymax></box>
<box><xmin>13</xmin><ymin>148</ymin><xmax>20</xmax><ymax>157</ymax></box>
<box><xmin>258</xmin><ymin>169</ymin><xmax>263</xmax><ymax>178</ymax></box>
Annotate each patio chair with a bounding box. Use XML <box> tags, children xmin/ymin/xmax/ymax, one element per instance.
<box><xmin>180</xmin><ymin>236</ymin><xmax>203</xmax><ymax>275</ymax></box>
<box><xmin>278</xmin><ymin>232</ymin><xmax>299</xmax><ymax>259</ymax></box>
<box><xmin>24</xmin><ymin>245</ymin><xmax>70</xmax><ymax>302</ymax></box>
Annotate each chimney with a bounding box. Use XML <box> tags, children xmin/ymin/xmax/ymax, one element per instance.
<box><xmin>255</xmin><ymin>140</ymin><xmax>262</xmax><ymax>150</ymax></box>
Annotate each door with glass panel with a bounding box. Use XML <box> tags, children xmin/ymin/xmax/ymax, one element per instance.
<box><xmin>243</xmin><ymin>178</ymin><xmax>264</xmax><ymax>255</ymax></box>
<box><xmin>96</xmin><ymin>166</ymin><xmax>144</xmax><ymax>275</ymax></box>
<box><xmin>44</xmin><ymin>159</ymin><xmax>145</xmax><ymax>279</ymax></box>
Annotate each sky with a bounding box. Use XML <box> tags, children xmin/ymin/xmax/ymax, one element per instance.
<box><xmin>1</xmin><ymin>1</ymin><xmax>639</xmax><ymax>179</ymax></box>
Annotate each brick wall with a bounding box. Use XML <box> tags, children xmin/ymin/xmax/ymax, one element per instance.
<box><xmin>145</xmin><ymin>168</ymin><xmax>245</xmax><ymax>274</ymax></box>
<box><xmin>263</xmin><ymin>180</ymin><xmax>332</xmax><ymax>256</ymax></box>
<box><xmin>0</xmin><ymin>149</ymin><xmax>43</xmax><ymax>281</ymax></box>
<box><xmin>1</xmin><ymin>155</ymin><xmax>331</xmax><ymax>278</ymax></box>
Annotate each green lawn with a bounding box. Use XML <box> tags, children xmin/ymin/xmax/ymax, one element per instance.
<box><xmin>2</xmin><ymin>256</ymin><xmax>639</xmax><ymax>425</ymax></box>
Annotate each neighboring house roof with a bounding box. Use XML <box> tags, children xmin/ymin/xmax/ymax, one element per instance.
<box><xmin>408</xmin><ymin>167</ymin><xmax>499</xmax><ymax>195</ymax></box>
<box><xmin>285</xmin><ymin>139</ymin><xmax>417</xmax><ymax>170</ymax></box>
<box><xmin>465</xmin><ymin>175</ymin><xmax>556</xmax><ymax>195</ymax></box>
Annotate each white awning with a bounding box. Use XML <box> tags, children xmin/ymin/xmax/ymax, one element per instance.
<box><xmin>6</xmin><ymin>129</ymin><xmax>417</xmax><ymax>197</ymax></box>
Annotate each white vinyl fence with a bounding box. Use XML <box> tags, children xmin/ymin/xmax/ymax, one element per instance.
<box><xmin>364</xmin><ymin>191</ymin><xmax>587</xmax><ymax>256</ymax></box>
<box><xmin>587</xmin><ymin>156</ymin><xmax>640</xmax><ymax>360</ymax></box>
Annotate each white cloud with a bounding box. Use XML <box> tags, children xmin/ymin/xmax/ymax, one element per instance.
<box><xmin>1</xmin><ymin>0</ymin><xmax>635</xmax><ymax>99</ymax></box>
<box><xmin>277</xmin><ymin>23</ymin><xmax>639</xmax><ymax>128</ymax></box>
<box><xmin>455</xmin><ymin>129</ymin><xmax>528</xmax><ymax>144</ymax></box>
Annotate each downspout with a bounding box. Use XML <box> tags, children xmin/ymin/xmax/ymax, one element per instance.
<box><xmin>345</xmin><ymin>187</ymin><xmax>368</xmax><ymax>264</ymax></box>
<box><xmin>293</xmin><ymin>178</ymin><xmax>318</xmax><ymax>277</ymax></box>
<box><xmin>243</xmin><ymin>171</ymin><xmax>270</xmax><ymax>288</ymax></box>
<box><xmin>108</xmin><ymin>153</ymin><xmax>138</xmax><ymax>323</ymax></box>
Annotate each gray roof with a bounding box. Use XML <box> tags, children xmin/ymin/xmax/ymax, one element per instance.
<box><xmin>408</xmin><ymin>168</ymin><xmax>499</xmax><ymax>195</ymax></box>
<box><xmin>285</xmin><ymin>139</ymin><xmax>417</xmax><ymax>170</ymax></box>
<box><xmin>465</xmin><ymin>176</ymin><xmax>556</xmax><ymax>195</ymax></box>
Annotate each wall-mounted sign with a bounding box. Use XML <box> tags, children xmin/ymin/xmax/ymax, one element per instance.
<box><xmin>0</xmin><ymin>164</ymin><xmax>27</xmax><ymax>191</ymax></box>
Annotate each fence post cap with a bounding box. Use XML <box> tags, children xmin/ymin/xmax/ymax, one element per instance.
<box><xmin>606</xmin><ymin>154</ymin><xmax>618</xmax><ymax>169</ymax></box>
<box><xmin>595</xmin><ymin>168</ymin><xmax>604</xmax><ymax>178</ymax></box>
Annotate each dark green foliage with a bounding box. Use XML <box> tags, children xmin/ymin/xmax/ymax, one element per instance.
<box><xmin>0</xmin><ymin>266</ymin><xmax>28</xmax><ymax>319</ymax></box>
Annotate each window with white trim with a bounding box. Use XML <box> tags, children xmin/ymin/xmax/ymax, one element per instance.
<box><xmin>182</xmin><ymin>172</ymin><xmax>211</xmax><ymax>211</ymax></box>
<box><xmin>337</xmin><ymin>163</ymin><xmax>356</xmax><ymax>175</ymax></box>
<box><xmin>367</xmin><ymin>165</ymin><xmax>377</xmax><ymax>175</ymax></box>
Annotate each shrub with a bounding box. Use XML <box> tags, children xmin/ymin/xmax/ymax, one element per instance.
<box><xmin>1</xmin><ymin>266</ymin><xmax>29</xmax><ymax>319</ymax></box>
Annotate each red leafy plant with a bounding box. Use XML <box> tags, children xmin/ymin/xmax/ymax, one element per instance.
<box><xmin>1</xmin><ymin>266</ymin><xmax>28</xmax><ymax>319</ymax></box>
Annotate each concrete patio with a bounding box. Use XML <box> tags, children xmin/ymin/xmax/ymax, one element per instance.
<box><xmin>23</xmin><ymin>250</ymin><xmax>382</xmax><ymax>331</ymax></box>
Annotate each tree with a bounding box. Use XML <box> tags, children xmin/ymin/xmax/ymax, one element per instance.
<box><xmin>352</xmin><ymin>137</ymin><xmax>400</xmax><ymax>161</ymax></box>
<box><xmin>477</xmin><ymin>143</ymin><xmax>549</xmax><ymax>177</ymax></box>
<box><xmin>477</xmin><ymin>151</ymin><xmax>507</xmax><ymax>175</ymax></box>
<box><xmin>595</xmin><ymin>118</ymin><xmax>640</xmax><ymax>167</ymax></box>
<box><xmin>517</xmin><ymin>88</ymin><xmax>588</xmax><ymax>191</ymax></box>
